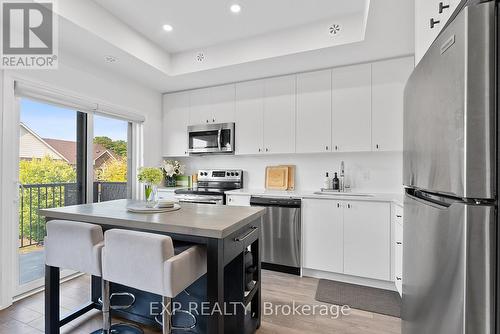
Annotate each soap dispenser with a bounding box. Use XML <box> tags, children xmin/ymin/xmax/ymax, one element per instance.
<box><xmin>332</xmin><ymin>172</ymin><xmax>340</xmax><ymax>191</ymax></box>
<box><xmin>323</xmin><ymin>172</ymin><xmax>331</xmax><ymax>190</ymax></box>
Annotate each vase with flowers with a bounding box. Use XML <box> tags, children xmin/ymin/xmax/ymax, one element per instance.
<box><xmin>162</xmin><ymin>160</ymin><xmax>185</xmax><ymax>187</ymax></box>
<box><xmin>137</xmin><ymin>167</ymin><xmax>163</xmax><ymax>208</ymax></box>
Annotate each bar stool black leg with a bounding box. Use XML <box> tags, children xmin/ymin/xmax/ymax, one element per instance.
<box><xmin>45</xmin><ymin>265</ymin><xmax>60</xmax><ymax>334</ymax></box>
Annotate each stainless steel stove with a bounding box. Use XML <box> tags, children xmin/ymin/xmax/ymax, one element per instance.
<box><xmin>174</xmin><ymin>169</ymin><xmax>243</xmax><ymax>205</ymax></box>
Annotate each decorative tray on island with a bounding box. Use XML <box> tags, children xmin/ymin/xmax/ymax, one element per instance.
<box><xmin>126</xmin><ymin>203</ymin><xmax>181</xmax><ymax>213</ymax></box>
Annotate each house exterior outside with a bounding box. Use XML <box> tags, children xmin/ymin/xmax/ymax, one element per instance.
<box><xmin>19</xmin><ymin>123</ymin><xmax>118</xmax><ymax>170</ymax></box>
<box><xmin>19</xmin><ymin>123</ymin><xmax>68</xmax><ymax>162</ymax></box>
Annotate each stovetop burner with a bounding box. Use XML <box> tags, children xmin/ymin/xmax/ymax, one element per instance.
<box><xmin>174</xmin><ymin>169</ymin><xmax>243</xmax><ymax>196</ymax></box>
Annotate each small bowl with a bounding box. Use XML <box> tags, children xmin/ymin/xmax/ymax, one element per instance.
<box><xmin>158</xmin><ymin>200</ymin><xmax>175</xmax><ymax>208</ymax></box>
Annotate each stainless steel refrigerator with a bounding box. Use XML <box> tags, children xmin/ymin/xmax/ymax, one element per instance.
<box><xmin>402</xmin><ymin>1</ymin><xmax>497</xmax><ymax>333</ymax></box>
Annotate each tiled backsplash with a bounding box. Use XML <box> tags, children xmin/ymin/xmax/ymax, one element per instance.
<box><xmin>175</xmin><ymin>151</ymin><xmax>403</xmax><ymax>193</ymax></box>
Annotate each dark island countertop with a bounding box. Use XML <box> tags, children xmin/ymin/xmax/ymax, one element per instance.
<box><xmin>39</xmin><ymin>199</ymin><xmax>265</xmax><ymax>239</ymax></box>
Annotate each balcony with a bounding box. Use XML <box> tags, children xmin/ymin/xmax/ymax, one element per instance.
<box><xmin>18</xmin><ymin>181</ymin><xmax>127</xmax><ymax>284</ymax></box>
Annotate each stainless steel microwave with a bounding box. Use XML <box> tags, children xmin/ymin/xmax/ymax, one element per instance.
<box><xmin>187</xmin><ymin>122</ymin><xmax>235</xmax><ymax>155</ymax></box>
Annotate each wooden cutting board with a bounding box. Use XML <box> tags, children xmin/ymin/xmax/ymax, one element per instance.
<box><xmin>280</xmin><ymin>165</ymin><xmax>295</xmax><ymax>191</ymax></box>
<box><xmin>265</xmin><ymin>166</ymin><xmax>289</xmax><ymax>190</ymax></box>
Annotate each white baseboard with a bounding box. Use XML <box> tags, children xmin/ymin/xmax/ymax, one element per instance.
<box><xmin>302</xmin><ymin>268</ymin><xmax>397</xmax><ymax>291</ymax></box>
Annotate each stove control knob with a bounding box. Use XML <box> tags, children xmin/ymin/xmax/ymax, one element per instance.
<box><xmin>231</xmin><ymin>172</ymin><xmax>235</xmax><ymax>176</ymax></box>
<box><xmin>235</xmin><ymin>172</ymin><xmax>239</xmax><ymax>176</ymax></box>
<box><xmin>226</xmin><ymin>172</ymin><xmax>230</xmax><ymax>176</ymax></box>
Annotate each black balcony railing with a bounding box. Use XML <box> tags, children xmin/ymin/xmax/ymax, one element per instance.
<box><xmin>19</xmin><ymin>181</ymin><xmax>127</xmax><ymax>249</ymax></box>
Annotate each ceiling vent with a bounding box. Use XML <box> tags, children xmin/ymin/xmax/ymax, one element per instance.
<box><xmin>329</xmin><ymin>24</ymin><xmax>341</xmax><ymax>35</ymax></box>
<box><xmin>196</xmin><ymin>52</ymin><xmax>205</xmax><ymax>62</ymax></box>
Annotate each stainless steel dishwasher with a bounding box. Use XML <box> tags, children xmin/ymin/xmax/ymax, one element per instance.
<box><xmin>250</xmin><ymin>196</ymin><xmax>301</xmax><ymax>275</ymax></box>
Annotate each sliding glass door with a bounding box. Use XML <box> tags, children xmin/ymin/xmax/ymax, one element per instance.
<box><xmin>92</xmin><ymin>114</ymin><xmax>130</xmax><ymax>202</ymax></box>
<box><xmin>17</xmin><ymin>98</ymin><xmax>88</xmax><ymax>292</ymax></box>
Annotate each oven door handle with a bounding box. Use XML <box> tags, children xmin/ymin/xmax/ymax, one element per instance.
<box><xmin>178</xmin><ymin>198</ymin><xmax>220</xmax><ymax>204</ymax></box>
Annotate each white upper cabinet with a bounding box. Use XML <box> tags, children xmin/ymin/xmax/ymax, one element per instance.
<box><xmin>163</xmin><ymin>56</ymin><xmax>411</xmax><ymax>156</ymax></box>
<box><xmin>211</xmin><ymin>84</ymin><xmax>235</xmax><ymax>124</ymax></box>
<box><xmin>235</xmin><ymin>80</ymin><xmax>264</xmax><ymax>155</ymax></box>
<box><xmin>415</xmin><ymin>0</ymin><xmax>460</xmax><ymax>64</ymax></box>
<box><xmin>162</xmin><ymin>92</ymin><xmax>190</xmax><ymax>157</ymax></box>
<box><xmin>332</xmin><ymin>63</ymin><xmax>372</xmax><ymax>152</ymax></box>
<box><xmin>296</xmin><ymin>69</ymin><xmax>332</xmax><ymax>153</ymax></box>
<box><xmin>188</xmin><ymin>84</ymin><xmax>235</xmax><ymax>125</ymax></box>
<box><xmin>343</xmin><ymin>201</ymin><xmax>391</xmax><ymax>281</ymax></box>
<box><xmin>263</xmin><ymin>75</ymin><xmax>296</xmax><ymax>154</ymax></box>
<box><xmin>372</xmin><ymin>57</ymin><xmax>414</xmax><ymax>151</ymax></box>
<box><xmin>189</xmin><ymin>88</ymin><xmax>212</xmax><ymax>125</ymax></box>
<box><xmin>303</xmin><ymin>199</ymin><xmax>344</xmax><ymax>273</ymax></box>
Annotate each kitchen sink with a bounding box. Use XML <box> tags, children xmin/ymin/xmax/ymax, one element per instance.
<box><xmin>313</xmin><ymin>191</ymin><xmax>374</xmax><ymax>197</ymax></box>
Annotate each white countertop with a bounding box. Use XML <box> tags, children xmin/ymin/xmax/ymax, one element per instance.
<box><xmin>225</xmin><ymin>188</ymin><xmax>404</xmax><ymax>206</ymax></box>
<box><xmin>40</xmin><ymin>199</ymin><xmax>265</xmax><ymax>238</ymax></box>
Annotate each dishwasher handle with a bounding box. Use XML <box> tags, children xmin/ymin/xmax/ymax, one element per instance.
<box><xmin>250</xmin><ymin>196</ymin><xmax>301</xmax><ymax>208</ymax></box>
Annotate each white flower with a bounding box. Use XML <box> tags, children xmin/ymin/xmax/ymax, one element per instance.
<box><xmin>162</xmin><ymin>160</ymin><xmax>185</xmax><ymax>177</ymax></box>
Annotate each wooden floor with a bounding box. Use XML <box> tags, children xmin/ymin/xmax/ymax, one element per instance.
<box><xmin>0</xmin><ymin>271</ymin><xmax>401</xmax><ymax>333</ymax></box>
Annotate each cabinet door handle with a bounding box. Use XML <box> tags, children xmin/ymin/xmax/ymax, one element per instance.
<box><xmin>326</xmin><ymin>145</ymin><xmax>329</xmax><ymax>151</ymax></box>
<box><xmin>228</xmin><ymin>198</ymin><xmax>232</xmax><ymax>202</ymax></box>
<box><xmin>396</xmin><ymin>241</ymin><xmax>402</xmax><ymax>245</ymax></box>
<box><xmin>430</xmin><ymin>18</ymin><xmax>440</xmax><ymax>29</ymax></box>
<box><xmin>347</xmin><ymin>203</ymin><xmax>351</xmax><ymax>209</ymax></box>
<box><xmin>376</xmin><ymin>144</ymin><xmax>379</xmax><ymax>149</ymax></box>
<box><xmin>337</xmin><ymin>203</ymin><xmax>340</xmax><ymax>208</ymax></box>
<box><xmin>258</xmin><ymin>148</ymin><xmax>262</xmax><ymax>152</ymax></box>
<box><xmin>234</xmin><ymin>226</ymin><xmax>258</xmax><ymax>242</ymax></box>
<box><xmin>439</xmin><ymin>2</ymin><xmax>450</xmax><ymax>13</ymax></box>
<box><xmin>206</xmin><ymin>119</ymin><xmax>209</xmax><ymax>123</ymax></box>
<box><xmin>265</xmin><ymin>148</ymin><xmax>269</xmax><ymax>152</ymax></box>
<box><xmin>396</xmin><ymin>277</ymin><xmax>402</xmax><ymax>281</ymax></box>
<box><xmin>335</xmin><ymin>145</ymin><xmax>338</xmax><ymax>151</ymax></box>
<box><xmin>213</xmin><ymin>118</ymin><xmax>215</xmax><ymax>122</ymax></box>
<box><xmin>396</xmin><ymin>215</ymin><xmax>402</xmax><ymax>218</ymax></box>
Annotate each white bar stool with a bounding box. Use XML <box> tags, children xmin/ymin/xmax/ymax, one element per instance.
<box><xmin>44</xmin><ymin>220</ymin><xmax>142</xmax><ymax>334</ymax></box>
<box><xmin>102</xmin><ymin>229</ymin><xmax>207</xmax><ymax>334</ymax></box>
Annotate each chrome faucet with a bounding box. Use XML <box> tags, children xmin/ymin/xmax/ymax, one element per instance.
<box><xmin>339</xmin><ymin>161</ymin><xmax>345</xmax><ymax>192</ymax></box>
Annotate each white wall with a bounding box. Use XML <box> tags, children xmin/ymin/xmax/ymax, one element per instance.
<box><xmin>177</xmin><ymin>152</ymin><xmax>403</xmax><ymax>194</ymax></box>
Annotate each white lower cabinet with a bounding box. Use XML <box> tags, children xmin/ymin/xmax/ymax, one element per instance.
<box><xmin>226</xmin><ymin>194</ymin><xmax>251</xmax><ymax>206</ymax></box>
<box><xmin>394</xmin><ymin>205</ymin><xmax>404</xmax><ymax>295</ymax></box>
<box><xmin>343</xmin><ymin>201</ymin><xmax>391</xmax><ymax>281</ymax></box>
<box><xmin>303</xmin><ymin>199</ymin><xmax>344</xmax><ymax>273</ymax></box>
<box><xmin>303</xmin><ymin>199</ymin><xmax>392</xmax><ymax>282</ymax></box>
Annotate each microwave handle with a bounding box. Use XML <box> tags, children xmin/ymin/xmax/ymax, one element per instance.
<box><xmin>217</xmin><ymin>128</ymin><xmax>222</xmax><ymax>151</ymax></box>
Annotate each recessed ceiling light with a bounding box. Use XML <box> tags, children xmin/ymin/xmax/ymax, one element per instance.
<box><xmin>230</xmin><ymin>4</ymin><xmax>241</xmax><ymax>13</ymax></box>
<box><xmin>104</xmin><ymin>55</ymin><xmax>117</xmax><ymax>63</ymax></box>
<box><xmin>163</xmin><ymin>24</ymin><xmax>173</xmax><ymax>32</ymax></box>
